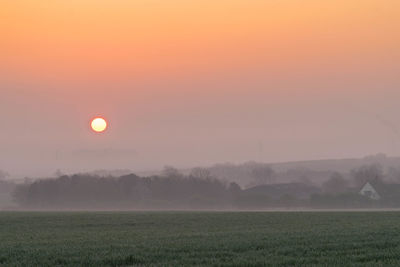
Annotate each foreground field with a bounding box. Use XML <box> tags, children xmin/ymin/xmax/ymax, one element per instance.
<box><xmin>1</xmin><ymin>212</ymin><xmax>400</xmax><ymax>266</ymax></box>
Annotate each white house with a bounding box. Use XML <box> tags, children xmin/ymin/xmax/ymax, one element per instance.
<box><xmin>359</xmin><ymin>182</ymin><xmax>381</xmax><ymax>200</ymax></box>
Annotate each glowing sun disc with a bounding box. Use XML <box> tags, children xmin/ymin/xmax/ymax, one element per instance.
<box><xmin>91</xmin><ymin>117</ymin><xmax>108</xmax><ymax>133</ymax></box>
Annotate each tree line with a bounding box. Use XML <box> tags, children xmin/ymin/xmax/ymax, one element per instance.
<box><xmin>13</xmin><ymin>170</ymin><xmax>236</xmax><ymax>209</ymax></box>
<box><xmin>10</xmin><ymin>163</ymin><xmax>400</xmax><ymax>210</ymax></box>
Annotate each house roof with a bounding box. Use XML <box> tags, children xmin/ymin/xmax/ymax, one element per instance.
<box><xmin>362</xmin><ymin>181</ymin><xmax>400</xmax><ymax>198</ymax></box>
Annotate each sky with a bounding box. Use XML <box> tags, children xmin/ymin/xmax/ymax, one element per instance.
<box><xmin>1</xmin><ymin>0</ymin><xmax>400</xmax><ymax>177</ymax></box>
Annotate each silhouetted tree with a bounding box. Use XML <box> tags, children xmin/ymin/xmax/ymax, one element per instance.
<box><xmin>162</xmin><ymin>166</ymin><xmax>183</xmax><ymax>178</ymax></box>
<box><xmin>228</xmin><ymin>182</ymin><xmax>241</xmax><ymax>195</ymax></box>
<box><xmin>12</xmin><ymin>173</ymin><xmax>230</xmax><ymax>209</ymax></box>
<box><xmin>322</xmin><ymin>172</ymin><xmax>348</xmax><ymax>194</ymax></box>
<box><xmin>190</xmin><ymin>167</ymin><xmax>211</xmax><ymax>179</ymax></box>
<box><xmin>351</xmin><ymin>164</ymin><xmax>384</xmax><ymax>187</ymax></box>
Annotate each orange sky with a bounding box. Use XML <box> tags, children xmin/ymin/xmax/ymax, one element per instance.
<box><xmin>1</xmin><ymin>0</ymin><xmax>400</xmax><ymax>176</ymax></box>
<box><xmin>2</xmin><ymin>0</ymin><xmax>399</xmax><ymax>82</ymax></box>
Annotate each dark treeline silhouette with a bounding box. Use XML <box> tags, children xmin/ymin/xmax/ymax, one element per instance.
<box><xmin>9</xmin><ymin>160</ymin><xmax>400</xmax><ymax>210</ymax></box>
<box><xmin>13</xmin><ymin>173</ymin><xmax>231</xmax><ymax>209</ymax></box>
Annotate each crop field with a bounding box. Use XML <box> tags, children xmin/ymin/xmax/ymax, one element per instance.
<box><xmin>1</xmin><ymin>211</ymin><xmax>400</xmax><ymax>266</ymax></box>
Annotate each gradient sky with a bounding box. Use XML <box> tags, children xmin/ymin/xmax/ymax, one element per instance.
<box><xmin>1</xmin><ymin>0</ymin><xmax>400</xmax><ymax>177</ymax></box>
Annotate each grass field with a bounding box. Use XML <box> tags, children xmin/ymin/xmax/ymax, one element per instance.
<box><xmin>1</xmin><ymin>211</ymin><xmax>400</xmax><ymax>266</ymax></box>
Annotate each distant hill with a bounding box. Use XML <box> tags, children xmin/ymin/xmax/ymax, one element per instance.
<box><xmin>127</xmin><ymin>154</ymin><xmax>400</xmax><ymax>188</ymax></box>
<box><xmin>206</xmin><ymin>154</ymin><xmax>400</xmax><ymax>188</ymax></box>
<box><xmin>268</xmin><ymin>154</ymin><xmax>400</xmax><ymax>173</ymax></box>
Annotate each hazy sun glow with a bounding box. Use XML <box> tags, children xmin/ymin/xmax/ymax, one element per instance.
<box><xmin>91</xmin><ymin>118</ymin><xmax>107</xmax><ymax>133</ymax></box>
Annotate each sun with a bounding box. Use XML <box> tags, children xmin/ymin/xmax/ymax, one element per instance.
<box><xmin>91</xmin><ymin>117</ymin><xmax>108</xmax><ymax>133</ymax></box>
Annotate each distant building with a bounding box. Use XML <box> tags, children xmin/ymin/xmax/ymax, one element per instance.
<box><xmin>359</xmin><ymin>182</ymin><xmax>381</xmax><ymax>200</ymax></box>
<box><xmin>359</xmin><ymin>181</ymin><xmax>400</xmax><ymax>201</ymax></box>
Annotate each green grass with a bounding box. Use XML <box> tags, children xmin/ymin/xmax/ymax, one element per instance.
<box><xmin>1</xmin><ymin>211</ymin><xmax>400</xmax><ymax>266</ymax></box>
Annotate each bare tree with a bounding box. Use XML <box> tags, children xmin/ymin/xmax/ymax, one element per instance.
<box><xmin>322</xmin><ymin>172</ymin><xmax>348</xmax><ymax>194</ymax></box>
<box><xmin>190</xmin><ymin>167</ymin><xmax>211</xmax><ymax>179</ymax></box>
<box><xmin>228</xmin><ymin>182</ymin><xmax>241</xmax><ymax>194</ymax></box>
<box><xmin>351</xmin><ymin>164</ymin><xmax>384</xmax><ymax>187</ymax></box>
<box><xmin>162</xmin><ymin>166</ymin><xmax>182</xmax><ymax>178</ymax></box>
